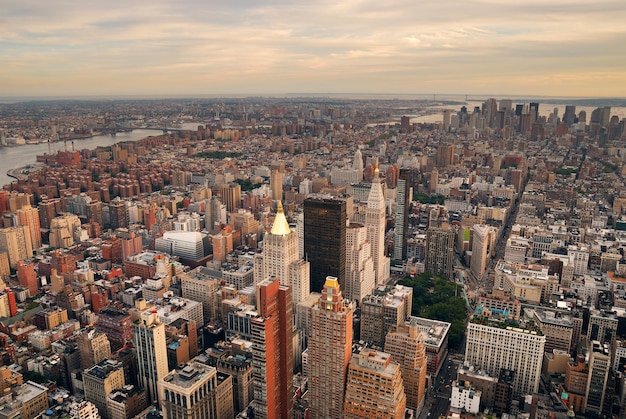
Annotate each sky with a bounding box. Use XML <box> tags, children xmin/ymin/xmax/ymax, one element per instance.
<box><xmin>2</xmin><ymin>0</ymin><xmax>626</xmax><ymax>98</ymax></box>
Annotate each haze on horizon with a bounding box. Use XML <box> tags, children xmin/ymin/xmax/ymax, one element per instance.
<box><xmin>2</xmin><ymin>0</ymin><xmax>626</xmax><ymax>99</ymax></box>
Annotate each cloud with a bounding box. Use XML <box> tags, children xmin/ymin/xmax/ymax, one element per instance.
<box><xmin>1</xmin><ymin>0</ymin><xmax>625</xmax><ymax>96</ymax></box>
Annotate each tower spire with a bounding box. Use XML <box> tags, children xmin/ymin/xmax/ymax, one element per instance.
<box><xmin>270</xmin><ymin>201</ymin><xmax>291</xmax><ymax>236</ymax></box>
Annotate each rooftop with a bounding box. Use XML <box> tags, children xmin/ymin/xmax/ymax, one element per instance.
<box><xmin>162</xmin><ymin>361</ymin><xmax>216</xmax><ymax>389</ymax></box>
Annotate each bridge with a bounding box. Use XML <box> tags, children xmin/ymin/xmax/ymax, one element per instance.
<box><xmin>97</xmin><ymin>126</ymin><xmax>189</xmax><ymax>135</ymax></box>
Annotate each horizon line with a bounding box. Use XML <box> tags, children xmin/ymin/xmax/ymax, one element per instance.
<box><xmin>1</xmin><ymin>93</ymin><xmax>626</xmax><ymax>103</ymax></box>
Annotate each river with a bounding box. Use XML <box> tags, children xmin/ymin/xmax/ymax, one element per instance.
<box><xmin>0</xmin><ymin>129</ymin><xmax>163</xmax><ymax>188</ymax></box>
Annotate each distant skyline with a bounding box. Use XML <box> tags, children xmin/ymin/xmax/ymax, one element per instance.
<box><xmin>2</xmin><ymin>0</ymin><xmax>626</xmax><ymax>98</ymax></box>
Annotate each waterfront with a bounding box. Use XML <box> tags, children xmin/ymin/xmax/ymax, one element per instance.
<box><xmin>0</xmin><ymin>129</ymin><xmax>163</xmax><ymax>188</ymax></box>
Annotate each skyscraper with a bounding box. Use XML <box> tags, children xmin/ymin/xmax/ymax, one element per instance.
<box><xmin>366</xmin><ymin>167</ymin><xmax>390</xmax><ymax>285</ymax></box>
<box><xmin>270</xmin><ymin>170</ymin><xmax>283</xmax><ymax>201</ymax></box>
<box><xmin>17</xmin><ymin>260</ymin><xmax>38</xmax><ymax>297</ymax></box>
<box><xmin>257</xmin><ymin>202</ymin><xmax>310</xmax><ymax>305</ymax></box>
<box><xmin>250</xmin><ymin>277</ymin><xmax>293</xmax><ymax>419</ymax></box>
<box><xmin>529</xmin><ymin>102</ymin><xmax>539</xmax><ymax>123</ymax></box>
<box><xmin>586</xmin><ymin>340</ymin><xmax>610</xmax><ymax>415</ymax></box>
<box><xmin>393</xmin><ymin>169</ymin><xmax>411</xmax><ymax>262</ymax></box>
<box><xmin>343</xmin><ymin>349</ymin><xmax>407</xmax><ymax>419</ymax></box>
<box><xmin>308</xmin><ymin>276</ymin><xmax>354</xmax><ymax>419</ymax></box>
<box><xmin>16</xmin><ymin>205</ymin><xmax>41</xmax><ymax>251</ymax></box>
<box><xmin>384</xmin><ymin>318</ymin><xmax>428</xmax><ymax>413</ymax></box>
<box><xmin>304</xmin><ymin>195</ymin><xmax>347</xmax><ymax>292</ymax></box>
<box><xmin>108</xmin><ymin>199</ymin><xmax>128</xmax><ymax>230</ymax></box>
<box><xmin>0</xmin><ymin>226</ymin><xmax>32</xmax><ymax>268</ymax></box>
<box><xmin>471</xmin><ymin>224</ymin><xmax>492</xmax><ymax>280</ymax></box>
<box><xmin>344</xmin><ymin>223</ymin><xmax>375</xmax><ymax>303</ymax></box>
<box><xmin>132</xmin><ymin>302</ymin><xmax>169</xmax><ymax>404</ymax></box>
<box><xmin>219</xmin><ymin>183</ymin><xmax>241</xmax><ymax>213</ymax></box>
<box><xmin>436</xmin><ymin>144</ymin><xmax>454</xmax><ymax>167</ymax></box>
<box><xmin>564</xmin><ymin>105</ymin><xmax>577</xmax><ymax>126</ymax></box>
<box><xmin>38</xmin><ymin>199</ymin><xmax>58</xmax><ymax>230</ymax></box>
<box><xmin>360</xmin><ymin>284</ymin><xmax>413</xmax><ymax>347</ymax></box>
<box><xmin>425</xmin><ymin>224</ymin><xmax>455</xmax><ymax>280</ymax></box>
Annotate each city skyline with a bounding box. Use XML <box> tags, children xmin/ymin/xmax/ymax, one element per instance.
<box><xmin>2</xmin><ymin>0</ymin><xmax>626</xmax><ymax>98</ymax></box>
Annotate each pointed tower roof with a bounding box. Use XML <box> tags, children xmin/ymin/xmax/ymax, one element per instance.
<box><xmin>367</xmin><ymin>162</ymin><xmax>385</xmax><ymax>210</ymax></box>
<box><xmin>270</xmin><ymin>201</ymin><xmax>291</xmax><ymax>236</ymax></box>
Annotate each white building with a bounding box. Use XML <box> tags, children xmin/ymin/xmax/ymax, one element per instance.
<box><xmin>132</xmin><ymin>301</ymin><xmax>169</xmax><ymax>404</ymax></box>
<box><xmin>344</xmin><ymin>223</ymin><xmax>375</xmax><ymax>303</ymax></box>
<box><xmin>256</xmin><ymin>202</ymin><xmax>310</xmax><ymax>305</ymax></box>
<box><xmin>366</xmin><ymin>168</ymin><xmax>390</xmax><ymax>285</ymax></box>
<box><xmin>465</xmin><ymin>317</ymin><xmax>545</xmax><ymax>398</ymax></box>
<box><xmin>155</xmin><ymin>231</ymin><xmax>205</xmax><ymax>261</ymax></box>
<box><xmin>450</xmin><ymin>381</ymin><xmax>481</xmax><ymax>414</ymax></box>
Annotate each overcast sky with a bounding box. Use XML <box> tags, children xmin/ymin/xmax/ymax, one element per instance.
<box><xmin>2</xmin><ymin>0</ymin><xmax>625</xmax><ymax>98</ymax></box>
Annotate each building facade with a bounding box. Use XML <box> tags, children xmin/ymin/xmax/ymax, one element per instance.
<box><xmin>307</xmin><ymin>277</ymin><xmax>354</xmax><ymax>419</ymax></box>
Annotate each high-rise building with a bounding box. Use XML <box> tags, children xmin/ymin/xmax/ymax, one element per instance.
<box><xmin>343</xmin><ymin>349</ymin><xmax>406</xmax><ymax>419</ymax></box>
<box><xmin>586</xmin><ymin>340</ymin><xmax>610</xmax><ymax>416</ymax></box>
<box><xmin>360</xmin><ymin>284</ymin><xmax>413</xmax><ymax>347</ymax></box>
<box><xmin>308</xmin><ymin>276</ymin><xmax>354</xmax><ymax>419</ymax></box>
<box><xmin>384</xmin><ymin>318</ymin><xmax>428</xmax><ymax>413</ymax></box>
<box><xmin>250</xmin><ymin>277</ymin><xmax>293</xmax><ymax>419</ymax></box>
<box><xmin>471</xmin><ymin>224</ymin><xmax>492</xmax><ymax>280</ymax></box>
<box><xmin>270</xmin><ymin>170</ymin><xmax>283</xmax><ymax>201</ymax></box>
<box><xmin>180</xmin><ymin>267</ymin><xmax>221</xmax><ymax>323</ymax></box>
<box><xmin>304</xmin><ymin>195</ymin><xmax>347</xmax><ymax>292</ymax></box>
<box><xmin>16</xmin><ymin>205</ymin><xmax>41</xmax><ymax>251</ymax></box>
<box><xmin>132</xmin><ymin>302</ymin><xmax>169</xmax><ymax>404</ymax></box>
<box><xmin>38</xmin><ymin>199</ymin><xmax>58</xmax><ymax>230</ymax></box>
<box><xmin>529</xmin><ymin>102</ymin><xmax>539</xmax><ymax>123</ymax></box>
<box><xmin>0</xmin><ymin>226</ymin><xmax>32</xmax><ymax>268</ymax></box>
<box><xmin>465</xmin><ymin>316</ymin><xmax>545</xmax><ymax>398</ymax></box>
<box><xmin>429</xmin><ymin>168</ymin><xmax>439</xmax><ymax>193</ymax></box>
<box><xmin>0</xmin><ymin>253</ymin><xmax>10</xmax><ymax>283</ymax></box>
<box><xmin>49</xmin><ymin>213</ymin><xmax>82</xmax><ymax>248</ymax></box>
<box><xmin>108</xmin><ymin>199</ymin><xmax>128</xmax><ymax>230</ymax></box>
<box><xmin>17</xmin><ymin>260</ymin><xmax>38</xmax><ymax>297</ymax></box>
<box><xmin>400</xmin><ymin>116</ymin><xmax>411</xmax><ymax>133</ymax></box>
<box><xmin>344</xmin><ymin>223</ymin><xmax>375</xmax><ymax>303</ymax></box>
<box><xmin>213</xmin><ymin>351</ymin><xmax>254</xmax><ymax>415</ymax></box>
<box><xmin>393</xmin><ymin>169</ymin><xmax>411</xmax><ymax>262</ymax></box>
<box><xmin>443</xmin><ymin>109</ymin><xmax>452</xmax><ymax>131</ymax></box>
<box><xmin>107</xmin><ymin>385</ymin><xmax>147</xmax><ymax>419</ymax></box>
<box><xmin>78</xmin><ymin>328</ymin><xmax>112</xmax><ymax>371</ymax></box>
<box><xmin>256</xmin><ymin>202</ymin><xmax>310</xmax><ymax>305</ymax></box>
<box><xmin>86</xmin><ymin>200</ymin><xmax>104</xmax><ymax>227</ymax></box>
<box><xmin>158</xmin><ymin>361</ymin><xmax>234</xmax><ymax>419</ymax></box>
<box><xmin>425</xmin><ymin>224</ymin><xmax>455</xmax><ymax>279</ymax></box>
<box><xmin>587</xmin><ymin>310</ymin><xmax>618</xmax><ymax>346</ymax></box>
<box><xmin>366</xmin><ymin>168</ymin><xmax>390</xmax><ymax>285</ymax></box>
<box><xmin>564</xmin><ymin>105</ymin><xmax>577</xmax><ymax>126</ymax></box>
<box><xmin>436</xmin><ymin>145</ymin><xmax>454</xmax><ymax>167</ymax></box>
<box><xmin>330</xmin><ymin>148</ymin><xmax>364</xmax><ymax>186</ymax></box>
<box><xmin>96</xmin><ymin>307</ymin><xmax>134</xmax><ymax>351</ymax></box>
<box><xmin>83</xmin><ymin>360</ymin><xmax>125</xmax><ymax>419</ymax></box>
<box><xmin>219</xmin><ymin>183</ymin><xmax>241</xmax><ymax>213</ymax></box>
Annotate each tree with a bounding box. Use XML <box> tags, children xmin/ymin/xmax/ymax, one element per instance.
<box><xmin>399</xmin><ymin>273</ymin><xmax>468</xmax><ymax>348</ymax></box>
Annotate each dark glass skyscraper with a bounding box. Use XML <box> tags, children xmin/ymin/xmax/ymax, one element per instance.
<box><xmin>304</xmin><ymin>195</ymin><xmax>347</xmax><ymax>292</ymax></box>
<box><xmin>393</xmin><ymin>169</ymin><xmax>411</xmax><ymax>263</ymax></box>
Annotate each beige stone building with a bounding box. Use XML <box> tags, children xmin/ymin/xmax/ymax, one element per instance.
<box><xmin>83</xmin><ymin>360</ymin><xmax>125</xmax><ymax>419</ymax></box>
<box><xmin>384</xmin><ymin>319</ymin><xmax>428</xmax><ymax>414</ymax></box>
<box><xmin>343</xmin><ymin>349</ymin><xmax>406</xmax><ymax>419</ymax></box>
<box><xmin>158</xmin><ymin>361</ymin><xmax>233</xmax><ymax>419</ymax></box>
